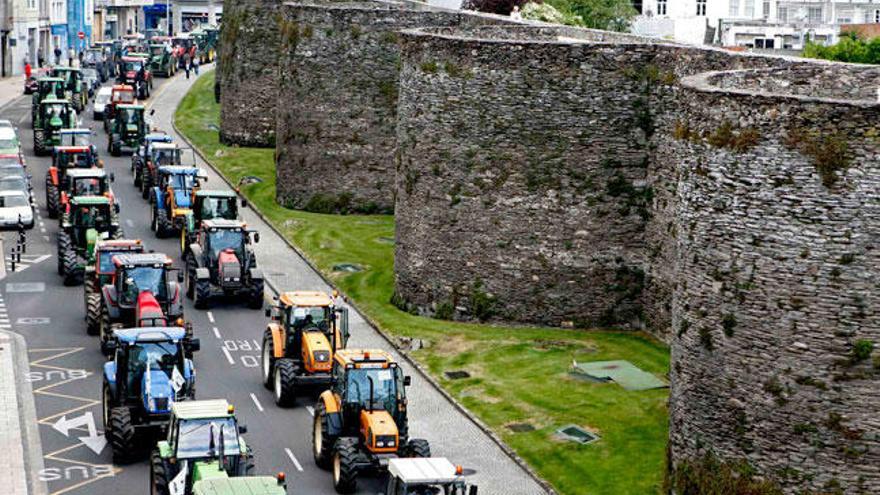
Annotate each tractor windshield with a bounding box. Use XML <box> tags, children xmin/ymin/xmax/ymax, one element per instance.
<box><xmin>122</xmin><ymin>60</ymin><xmax>143</xmax><ymax>72</ymax></box>
<box><xmin>61</xmin><ymin>133</ymin><xmax>90</xmax><ymax>147</ymax></box>
<box><xmin>151</xmin><ymin>148</ymin><xmax>180</xmax><ymax>166</ymax></box>
<box><xmin>76</xmin><ymin>205</ymin><xmax>111</xmax><ymax>229</ymax></box>
<box><xmin>72</xmin><ymin>177</ymin><xmax>105</xmax><ymax>196</ymax></box>
<box><xmin>43</xmin><ymin>104</ymin><xmax>69</xmax><ymax>121</ymax></box>
<box><xmin>122</xmin><ymin>266</ymin><xmax>167</xmax><ymax>303</ymax></box>
<box><xmin>208</xmin><ymin>229</ymin><xmax>244</xmax><ymax>259</ymax></box>
<box><xmin>113</xmin><ymin>90</ymin><xmax>135</xmax><ymax>103</ymax></box>
<box><xmin>345</xmin><ymin>368</ymin><xmax>401</xmax><ymax>412</ymax></box>
<box><xmin>125</xmin><ymin>341</ymin><xmax>179</xmax><ymax>396</ymax></box>
<box><xmin>176</xmin><ymin>418</ymin><xmax>240</xmax><ymax>459</ymax></box>
<box><xmin>121</xmin><ymin>109</ymin><xmax>142</xmax><ymax>126</ymax></box>
<box><xmin>150</xmin><ymin>45</ymin><xmax>165</xmax><ymax>56</ymax></box>
<box><xmin>290</xmin><ymin>306</ymin><xmax>330</xmax><ymax>331</ymax></box>
<box><xmin>59</xmin><ymin>152</ymin><xmax>94</xmax><ymax>169</ymax></box>
<box><xmin>200</xmin><ymin>197</ymin><xmax>236</xmax><ymax>220</ymax></box>
<box><xmin>169</xmin><ymin>173</ymin><xmax>195</xmax><ymax>191</ymax></box>
<box><xmin>99</xmin><ymin>250</ymin><xmax>130</xmax><ymax>274</ymax></box>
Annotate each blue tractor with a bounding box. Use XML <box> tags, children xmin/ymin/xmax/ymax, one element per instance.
<box><xmin>102</xmin><ymin>326</ymin><xmax>200</xmax><ymax>463</ymax></box>
<box><xmin>150</xmin><ymin>165</ymin><xmax>208</xmax><ymax>239</ymax></box>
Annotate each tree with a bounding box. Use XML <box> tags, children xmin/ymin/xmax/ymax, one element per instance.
<box><xmin>463</xmin><ymin>0</ymin><xmax>637</xmax><ymax>31</ymax></box>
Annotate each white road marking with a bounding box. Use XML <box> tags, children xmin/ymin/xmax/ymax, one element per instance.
<box><xmin>38</xmin><ymin>221</ymin><xmax>44</xmax><ymax>227</ymax></box>
<box><xmin>249</xmin><ymin>393</ymin><xmax>264</xmax><ymax>412</ymax></box>
<box><xmin>212</xmin><ymin>326</ymin><xmax>221</xmax><ymax>339</ymax></box>
<box><xmin>306</xmin><ymin>406</ymin><xmax>315</xmax><ymax>417</ymax></box>
<box><xmin>42</xmin><ymin>236</ymin><xmax>49</xmax><ymax>242</ymax></box>
<box><xmin>125</xmin><ymin>219</ymin><xmax>134</xmax><ymax>227</ymax></box>
<box><xmin>207</xmin><ymin>311</ymin><xmax>215</xmax><ymax>323</ymax></box>
<box><xmin>284</xmin><ymin>448</ymin><xmax>304</xmax><ymax>472</ymax></box>
<box><xmin>221</xmin><ymin>347</ymin><xmax>235</xmax><ymax>365</ymax></box>
<box><xmin>39</xmin><ymin>228</ymin><xmax>46</xmax><ymax>233</ymax></box>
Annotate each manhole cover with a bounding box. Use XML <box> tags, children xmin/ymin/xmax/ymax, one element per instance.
<box><xmin>332</xmin><ymin>263</ymin><xmax>363</xmax><ymax>273</ymax></box>
<box><xmin>444</xmin><ymin>370</ymin><xmax>470</xmax><ymax>380</ymax></box>
<box><xmin>507</xmin><ymin>423</ymin><xmax>535</xmax><ymax>433</ymax></box>
<box><xmin>6</xmin><ymin>282</ymin><xmax>45</xmax><ymax>293</ymax></box>
<box><xmin>556</xmin><ymin>425</ymin><xmax>599</xmax><ymax>444</ymax></box>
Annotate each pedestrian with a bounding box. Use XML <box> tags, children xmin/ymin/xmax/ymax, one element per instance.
<box><xmin>37</xmin><ymin>52</ymin><xmax>44</xmax><ymax>68</ymax></box>
<box><xmin>68</xmin><ymin>47</ymin><xmax>74</xmax><ymax>66</ymax></box>
<box><xmin>24</xmin><ymin>61</ymin><xmax>32</xmax><ymax>80</ymax></box>
<box><xmin>192</xmin><ymin>55</ymin><xmax>199</xmax><ymax>75</ymax></box>
<box><xmin>54</xmin><ymin>47</ymin><xmax>62</xmax><ymax>65</ymax></box>
<box><xmin>183</xmin><ymin>54</ymin><xmax>191</xmax><ymax>79</ymax></box>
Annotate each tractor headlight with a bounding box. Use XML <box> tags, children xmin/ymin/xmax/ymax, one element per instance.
<box><xmin>224</xmin><ymin>277</ymin><xmax>232</xmax><ymax>282</ymax></box>
<box><xmin>313</xmin><ymin>351</ymin><xmax>330</xmax><ymax>363</ymax></box>
<box><xmin>377</xmin><ymin>441</ymin><xmax>385</xmax><ymax>447</ymax></box>
<box><xmin>233</xmin><ymin>277</ymin><xmax>240</xmax><ymax>282</ymax></box>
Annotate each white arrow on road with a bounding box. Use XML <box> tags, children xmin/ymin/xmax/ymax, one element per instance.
<box><xmin>52</xmin><ymin>411</ymin><xmax>107</xmax><ymax>454</ymax></box>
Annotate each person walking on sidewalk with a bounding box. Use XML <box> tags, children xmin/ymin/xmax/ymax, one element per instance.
<box><xmin>192</xmin><ymin>55</ymin><xmax>199</xmax><ymax>76</ymax></box>
<box><xmin>24</xmin><ymin>62</ymin><xmax>32</xmax><ymax>80</ymax></box>
<box><xmin>183</xmin><ymin>53</ymin><xmax>191</xmax><ymax>79</ymax></box>
<box><xmin>54</xmin><ymin>47</ymin><xmax>62</xmax><ymax>65</ymax></box>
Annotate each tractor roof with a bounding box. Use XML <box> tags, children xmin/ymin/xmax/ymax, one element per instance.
<box><xmin>279</xmin><ymin>291</ymin><xmax>334</xmax><ymax>308</ymax></box>
<box><xmin>55</xmin><ymin>146</ymin><xmax>91</xmax><ymax>154</ymax></box>
<box><xmin>60</xmin><ymin>128</ymin><xmax>91</xmax><ymax>135</ymax></box>
<box><xmin>52</xmin><ymin>67</ymin><xmax>80</xmax><ymax>72</ymax></box>
<box><xmin>112</xmin><ymin>84</ymin><xmax>134</xmax><ymax>91</ymax></box>
<box><xmin>193</xmin><ymin>477</ymin><xmax>286</xmax><ymax>495</ymax></box>
<box><xmin>159</xmin><ymin>165</ymin><xmax>199</xmax><ymax>175</ymax></box>
<box><xmin>38</xmin><ymin>77</ymin><xmax>64</xmax><ymax>82</ymax></box>
<box><xmin>196</xmin><ymin>190</ymin><xmax>236</xmax><ymax>198</ymax></box>
<box><xmin>203</xmin><ymin>219</ymin><xmax>245</xmax><ymax>230</ymax></box>
<box><xmin>388</xmin><ymin>458</ymin><xmax>459</xmax><ymax>484</ymax></box>
<box><xmin>172</xmin><ymin>399</ymin><xmax>234</xmax><ymax>420</ymax></box>
<box><xmin>151</xmin><ymin>142</ymin><xmax>179</xmax><ymax>150</ymax></box>
<box><xmin>113</xmin><ymin>252</ymin><xmax>171</xmax><ymax>267</ymax></box>
<box><xmin>41</xmin><ymin>97</ymin><xmax>69</xmax><ymax>105</ymax></box>
<box><xmin>66</xmin><ymin>168</ymin><xmax>107</xmax><ymax>178</ymax></box>
<box><xmin>95</xmin><ymin>239</ymin><xmax>143</xmax><ymax>251</ymax></box>
<box><xmin>113</xmin><ymin>326</ymin><xmax>187</xmax><ymax>343</ymax></box>
<box><xmin>117</xmin><ymin>104</ymin><xmax>144</xmax><ymax>110</ymax></box>
<box><xmin>145</xmin><ymin>133</ymin><xmax>172</xmax><ymax>142</ymax></box>
<box><xmin>335</xmin><ymin>349</ymin><xmax>395</xmax><ymax>367</ymax></box>
<box><xmin>71</xmin><ymin>196</ymin><xmax>111</xmax><ymax>206</ymax></box>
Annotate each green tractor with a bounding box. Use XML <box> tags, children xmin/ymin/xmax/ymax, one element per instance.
<box><xmin>108</xmin><ymin>105</ymin><xmax>148</xmax><ymax>156</ymax></box>
<box><xmin>180</xmin><ymin>190</ymin><xmax>242</xmax><ymax>256</ymax></box>
<box><xmin>148</xmin><ymin>43</ymin><xmax>177</xmax><ymax>77</ymax></box>
<box><xmin>33</xmin><ymin>98</ymin><xmax>77</xmax><ymax>156</ymax></box>
<box><xmin>150</xmin><ymin>399</ymin><xmax>268</xmax><ymax>495</ymax></box>
<box><xmin>57</xmin><ymin>196</ymin><xmax>122</xmax><ymax>286</ymax></box>
<box><xmin>51</xmin><ymin>67</ymin><xmax>88</xmax><ymax>112</ymax></box>
<box><xmin>31</xmin><ymin>77</ymin><xmax>66</xmax><ymax>126</ymax></box>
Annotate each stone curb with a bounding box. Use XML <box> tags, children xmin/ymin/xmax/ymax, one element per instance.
<box><xmin>172</xmin><ymin>69</ymin><xmax>556</xmax><ymax>495</ymax></box>
<box><xmin>0</xmin><ymin>329</ymin><xmax>49</xmax><ymax>495</ymax></box>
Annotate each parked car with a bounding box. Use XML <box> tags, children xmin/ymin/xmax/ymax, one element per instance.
<box><xmin>0</xmin><ymin>120</ymin><xmax>13</xmax><ymax>130</ymax></box>
<box><xmin>0</xmin><ymin>174</ymin><xmax>33</xmax><ymax>204</ymax></box>
<box><xmin>81</xmin><ymin>68</ymin><xmax>100</xmax><ymax>98</ymax></box>
<box><xmin>0</xmin><ymin>127</ymin><xmax>21</xmax><ymax>156</ymax></box>
<box><xmin>0</xmin><ymin>190</ymin><xmax>33</xmax><ymax>229</ymax></box>
<box><xmin>93</xmin><ymin>87</ymin><xmax>112</xmax><ymax>120</ymax></box>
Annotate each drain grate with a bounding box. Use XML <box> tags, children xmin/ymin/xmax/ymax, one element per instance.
<box><xmin>444</xmin><ymin>370</ymin><xmax>471</xmax><ymax>380</ymax></box>
<box><xmin>377</xmin><ymin>237</ymin><xmax>395</xmax><ymax>244</ymax></box>
<box><xmin>332</xmin><ymin>263</ymin><xmax>363</xmax><ymax>273</ymax></box>
<box><xmin>556</xmin><ymin>425</ymin><xmax>599</xmax><ymax>444</ymax></box>
<box><xmin>507</xmin><ymin>423</ymin><xmax>535</xmax><ymax>433</ymax></box>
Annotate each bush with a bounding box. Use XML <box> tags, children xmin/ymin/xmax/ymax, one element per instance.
<box><xmin>804</xmin><ymin>31</ymin><xmax>880</xmax><ymax>64</ymax></box>
<box><xmin>521</xmin><ymin>2</ymin><xmax>583</xmax><ymax>25</ymax></box>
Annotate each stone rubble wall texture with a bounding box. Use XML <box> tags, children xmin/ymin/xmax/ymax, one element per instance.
<box><xmin>394</xmin><ymin>25</ymin><xmax>799</xmax><ymax>336</ymax></box>
<box><xmin>274</xmin><ymin>2</ymin><xmax>512</xmax><ymax>213</ymax></box>
<box><xmin>665</xmin><ymin>66</ymin><xmax>880</xmax><ymax>494</ymax></box>
<box><xmin>217</xmin><ymin>0</ymin><xmax>285</xmax><ymax>147</ymax></box>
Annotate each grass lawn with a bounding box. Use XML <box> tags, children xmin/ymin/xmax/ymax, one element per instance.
<box><xmin>176</xmin><ymin>71</ymin><xmax>670</xmax><ymax>495</ymax></box>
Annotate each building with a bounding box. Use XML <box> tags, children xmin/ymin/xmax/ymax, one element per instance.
<box><xmin>1</xmin><ymin>0</ymin><xmax>40</xmax><ymax>75</ymax></box>
<box><xmin>67</xmin><ymin>0</ymin><xmax>93</xmax><ymax>54</ymax></box>
<box><xmin>631</xmin><ymin>0</ymin><xmax>862</xmax><ymax>49</ymax></box>
<box><xmin>49</xmin><ymin>0</ymin><xmax>66</xmax><ymax>63</ymax></box>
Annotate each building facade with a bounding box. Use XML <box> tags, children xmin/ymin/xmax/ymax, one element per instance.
<box><xmin>1</xmin><ymin>0</ymin><xmax>40</xmax><ymax>75</ymax></box>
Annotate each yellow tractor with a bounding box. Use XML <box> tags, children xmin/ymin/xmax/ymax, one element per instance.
<box><xmin>261</xmin><ymin>291</ymin><xmax>350</xmax><ymax>407</ymax></box>
<box><xmin>312</xmin><ymin>349</ymin><xmax>430</xmax><ymax>494</ymax></box>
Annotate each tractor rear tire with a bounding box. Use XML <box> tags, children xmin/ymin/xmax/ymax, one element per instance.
<box><xmin>403</xmin><ymin>438</ymin><xmax>431</xmax><ymax>458</ymax></box>
<box><xmin>332</xmin><ymin>438</ymin><xmax>359</xmax><ymax>494</ymax></box>
<box><xmin>34</xmin><ymin>130</ymin><xmax>44</xmax><ymax>156</ymax></box>
<box><xmin>194</xmin><ymin>278</ymin><xmax>211</xmax><ymax>309</ymax></box>
<box><xmin>313</xmin><ymin>402</ymin><xmax>336</xmax><ymax>470</ymax></box>
<box><xmin>46</xmin><ymin>180</ymin><xmax>59</xmax><ymax>219</ymax></box>
<box><xmin>185</xmin><ymin>256</ymin><xmax>195</xmax><ymax>300</ymax></box>
<box><xmin>86</xmin><ymin>293</ymin><xmax>101</xmax><ymax>336</ymax></box>
<box><xmin>154</xmin><ymin>207</ymin><xmax>171</xmax><ymax>238</ymax></box>
<box><xmin>261</xmin><ymin>330</ymin><xmax>275</xmax><ymax>389</ymax></box>
<box><xmin>57</xmin><ymin>232</ymin><xmax>71</xmax><ymax>275</ymax></box>
<box><xmin>108</xmin><ymin>407</ymin><xmax>136</xmax><ymax>464</ymax></box>
<box><xmin>273</xmin><ymin>358</ymin><xmax>297</xmax><ymax>407</ymax></box>
<box><xmin>133</xmin><ymin>165</ymin><xmax>141</xmax><ymax>188</ymax></box>
<box><xmin>150</xmin><ymin>450</ymin><xmax>169</xmax><ymax>495</ymax></box>
<box><xmin>99</xmin><ymin>303</ymin><xmax>113</xmax><ymax>351</ymax></box>
<box><xmin>141</xmin><ymin>173</ymin><xmax>151</xmax><ymax>200</ymax></box>
<box><xmin>248</xmin><ymin>278</ymin><xmax>264</xmax><ymax>309</ymax></box>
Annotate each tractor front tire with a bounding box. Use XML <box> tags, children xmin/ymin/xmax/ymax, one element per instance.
<box><xmin>141</xmin><ymin>173</ymin><xmax>151</xmax><ymax>199</ymax></box>
<box><xmin>150</xmin><ymin>450</ymin><xmax>169</xmax><ymax>495</ymax></box>
<box><xmin>108</xmin><ymin>407</ymin><xmax>136</xmax><ymax>464</ymax></box>
<box><xmin>248</xmin><ymin>278</ymin><xmax>264</xmax><ymax>309</ymax></box>
<box><xmin>194</xmin><ymin>278</ymin><xmax>211</xmax><ymax>309</ymax></box>
<box><xmin>185</xmin><ymin>256</ymin><xmax>196</xmax><ymax>300</ymax></box>
<box><xmin>313</xmin><ymin>402</ymin><xmax>336</xmax><ymax>469</ymax></box>
<box><xmin>403</xmin><ymin>438</ymin><xmax>431</xmax><ymax>458</ymax></box>
<box><xmin>133</xmin><ymin>166</ymin><xmax>141</xmax><ymax>188</ymax></box>
<box><xmin>45</xmin><ymin>180</ymin><xmax>59</xmax><ymax>219</ymax></box>
<box><xmin>99</xmin><ymin>303</ymin><xmax>113</xmax><ymax>351</ymax></box>
<box><xmin>273</xmin><ymin>358</ymin><xmax>297</xmax><ymax>407</ymax></box>
<box><xmin>56</xmin><ymin>232</ymin><xmax>71</xmax><ymax>275</ymax></box>
<box><xmin>153</xmin><ymin>208</ymin><xmax>171</xmax><ymax>238</ymax></box>
<box><xmin>85</xmin><ymin>293</ymin><xmax>101</xmax><ymax>336</ymax></box>
<box><xmin>332</xmin><ymin>438</ymin><xmax>359</xmax><ymax>494</ymax></box>
<box><xmin>261</xmin><ymin>330</ymin><xmax>275</xmax><ymax>389</ymax></box>
<box><xmin>34</xmin><ymin>130</ymin><xmax>45</xmax><ymax>156</ymax></box>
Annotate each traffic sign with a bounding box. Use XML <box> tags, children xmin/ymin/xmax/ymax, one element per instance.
<box><xmin>78</xmin><ymin>31</ymin><xmax>84</xmax><ymax>40</ymax></box>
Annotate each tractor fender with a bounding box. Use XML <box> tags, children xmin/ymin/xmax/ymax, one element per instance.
<box><xmin>248</xmin><ymin>267</ymin><xmax>263</xmax><ymax>282</ymax></box>
<box><xmin>48</xmin><ymin>167</ymin><xmax>59</xmax><ymax>185</ymax></box>
<box><xmin>102</xmin><ymin>285</ymin><xmax>121</xmax><ymax>319</ymax></box>
<box><xmin>268</xmin><ymin>323</ymin><xmax>285</xmax><ymax>359</ymax></box>
<box><xmin>152</xmin><ymin>187</ymin><xmax>165</xmax><ymax>209</ymax></box>
<box><xmin>318</xmin><ymin>391</ymin><xmax>343</xmax><ymax>436</ymax></box>
<box><xmin>195</xmin><ymin>267</ymin><xmax>210</xmax><ymax>281</ymax></box>
<box><xmin>103</xmin><ymin>361</ymin><xmax>117</xmax><ymax>396</ymax></box>
<box><xmin>189</xmin><ymin>244</ymin><xmax>205</xmax><ymax>268</ymax></box>
<box><xmin>184</xmin><ymin>359</ymin><xmax>195</xmax><ymax>381</ymax></box>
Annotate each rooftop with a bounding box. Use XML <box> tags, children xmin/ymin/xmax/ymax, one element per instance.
<box><xmin>279</xmin><ymin>291</ymin><xmax>334</xmax><ymax>307</ymax></box>
<box><xmin>112</xmin><ymin>326</ymin><xmax>187</xmax><ymax>343</ymax></box>
<box><xmin>172</xmin><ymin>399</ymin><xmax>234</xmax><ymax>420</ymax></box>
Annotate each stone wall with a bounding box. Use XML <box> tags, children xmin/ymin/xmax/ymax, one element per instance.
<box><xmin>274</xmin><ymin>2</ymin><xmax>511</xmax><ymax>213</ymax></box>
<box><xmin>666</xmin><ymin>65</ymin><xmax>880</xmax><ymax>493</ymax></box>
<box><xmin>393</xmin><ymin>25</ymin><xmax>794</xmax><ymax>335</ymax></box>
<box><xmin>217</xmin><ymin>0</ymin><xmax>285</xmax><ymax>147</ymax></box>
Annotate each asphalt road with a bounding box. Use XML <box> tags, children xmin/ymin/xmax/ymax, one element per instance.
<box><xmin>1</xmin><ymin>76</ymin><xmax>387</xmax><ymax>495</ymax></box>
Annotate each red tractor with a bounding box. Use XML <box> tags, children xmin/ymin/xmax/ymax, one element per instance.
<box><xmin>117</xmin><ymin>56</ymin><xmax>153</xmax><ymax>100</ymax></box>
<box><xmin>85</xmin><ymin>239</ymin><xmax>145</xmax><ymax>335</ymax></box>
<box><xmin>102</xmin><ymin>85</ymin><xmax>137</xmax><ymax>134</ymax></box>
<box><xmin>46</xmin><ymin>146</ymin><xmax>101</xmax><ymax>219</ymax></box>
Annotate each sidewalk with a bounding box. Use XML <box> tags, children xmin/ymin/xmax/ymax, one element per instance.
<box><xmin>0</xmin><ymin>76</ymin><xmax>26</xmax><ymax>111</ymax></box>
<box><xmin>160</xmin><ymin>67</ymin><xmax>550</xmax><ymax>495</ymax></box>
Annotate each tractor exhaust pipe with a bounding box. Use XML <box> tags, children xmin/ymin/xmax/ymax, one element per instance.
<box><xmin>368</xmin><ymin>376</ymin><xmax>375</xmax><ymax>412</ymax></box>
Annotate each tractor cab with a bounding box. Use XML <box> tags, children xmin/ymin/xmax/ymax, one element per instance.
<box><xmin>52</xmin><ymin>145</ymin><xmax>97</xmax><ymax>171</ymax></box>
<box><xmin>262</xmin><ymin>290</ymin><xmax>350</xmax><ymax>406</ymax></box>
<box><xmin>50</xmin><ymin>67</ymin><xmax>86</xmax><ymax>111</ymax></box>
<box><xmin>385</xmin><ymin>458</ymin><xmax>477</xmax><ymax>495</ymax></box>
<box><xmin>132</xmin><ymin>133</ymin><xmax>173</xmax><ymax>191</ymax></box>
<box><xmin>108</xmin><ymin>104</ymin><xmax>147</xmax><ymax>156</ymax></box>
<box><xmin>182</xmin><ymin>190</ymin><xmax>242</xmax><ymax>254</ymax></box>
<box><xmin>103</xmin><ymin>84</ymin><xmax>136</xmax><ymax>130</ymax></box>
<box><xmin>99</xmin><ymin>253</ymin><xmax>186</xmax><ymax>343</ymax></box>
<box><xmin>151</xmin><ymin>166</ymin><xmax>207</xmax><ymax>237</ymax></box>
<box><xmin>185</xmin><ymin>219</ymin><xmax>263</xmax><ymax>309</ymax></box>
<box><xmin>34</xmin><ymin>98</ymin><xmax>77</xmax><ymax>155</ymax></box>
<box><xmin>59</xmin><ymin>128</ymin><xmax>95</xmax><ymax>152</ymax></box>
<box><xmin>57</xmin><ymin>196</ymin><xmax>120</xmax><ymax>285</ymax></box>
<box><xmin>85</xmin><ymin>239</ymin><xmax>146</xmax><ymax>334</ymax></box>
<box><xmin>118</xmin><ymin>55</ymin><xmax>152</xmax><ymax>99</ymax></box>
<box><xmin>31</xmin><ymin>77</ymin><xmax>66</xmax><ymax>117</ymax></box>
<box><xmin>47</xmin><ymin>145</ymin><xmax>101</xmax><ymax>217</ymax></box>
<box><xmin>102</xmin><ymin>327</ymin><xmax>199</xmax><ymax>462</ymax></box>
<box><xmin>151</xmin><ymin>399</ymin><xmax>255</xmax><ymax>487</ymax></box>
<box><xmin>60</xmin><ymin>168</ymin><xmax>115</xmax><ymax>214</ymax></box>
<box><xmin>314</xmin><ymin>349</ymin><xmax>427</xmax><ymax>492</ymax></box>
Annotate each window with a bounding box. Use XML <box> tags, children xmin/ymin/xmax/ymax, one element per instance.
<box><xmin>762</xmin><ymin>0</ymin><xmax>770</xmax><ymax>18</ymax></box>
<box><xmin>754</xmin><ymin>38</ymin><xmax>775</xmax><ymax>49</ymax></box>
<box><xmin>837</xmin><ymin>9</ymin><xmax>853</xmax><ymax>24</ymax></box>
<box><xmin>657</xmin><ymin>0</ymin><xmax>667</xmax><ymax>15</ymax></box>
<box><xmin>696</xmin><ymin>0</ymin><xmax>707</xmax><ymax>16</ymax></box>
<box><xmin>27</xmin><ymin>0</ymin><xmax>35</xmax><ymax>9</ymax></box>
<box><xmin>808</xmin><ymin>6</ymin><xmax>823</xmax><ymax>24</ymax></box>
<box><xmin>729</xmin><ymin>0</ymin><xmax>739</xmax><ymax>17</ymax></box>
<box><xmin>777</xmin><ymin>5</ymin><xmax>787</xmax><ymax>22</ymax></box>
<box><xmin>744</xmin><ymin>0</ymin><xmax>754</xmax><ymax>17</ymax></box>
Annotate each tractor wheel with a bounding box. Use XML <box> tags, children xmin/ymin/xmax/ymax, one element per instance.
<box><xmin>133</xmin><ymin>166</ymin><xmax>141</xmax><ymax>188</ymax></box>
<box><xmin>62</xmin><ymin>246</ymin><xmax>81</xmax><ymax>287</ymax></box>
<box><xmin>46</xmin><ymin>181</ymin><xmax>58</xmax><ymax>219</ymax></box>
<box><xmin>34</xmin><ymin>130</ymin><xmax>44</xmax><ymax>156</ymax></box>
<box><xmin>56</xmin><ymin>232</ymin><xmax>70</xmax><ymax>275</ymax></box>
<box><xmin>150</xmin><ymin>450</ymin><xmax>169</xmax><ymax>495</ymax></box>
<box><xmin>313</xmin><ymin>402</ymin><xmax>336</xmax><ymax>469</ymax></box>
<box><xmin>194</xmin><ymin>278</ymin><xmax>211</xmax><ymax>309</ymax></box>
<box><xmin>111</xmin><ymin>141</ymin><xmax>121</xmax><ymax>157</ymax></box>
<box><xmin>108</xmin><ymin>407</ymin><xmax>136</xmax><ymax>464</ymax></box>
<box><xmin>86</xmin><ymin>293</ymin><xmax>101</xmax><ymax>336</ymax></box>
<box><xmin>157</xmin><ymin>209</ymin><xmax>172</xmax><ymax>238</ymax></box>
<box><xmin>102</xmin><ymin>384</ymin><xmax>112</xmax><ymax>429</ymax></box>
<box><xmin>332</xmin><ymin>438</ymin><xmax>359</xmax><ymax>494</ymax></box>
<box><xmin>261</xmin><ymin>329</ymin><xmax>275</xmax><ymax>389</ymax></box>
<box><xmin>403</xmin><ymin>438</ymin><xmax>431</xmax><ymax>458</ymax></box>
<box><xmin>273</xmin><ymin>358</ymin><xmax>297</xmax><ymax>407</ymax></box>
<box><xmin>99</xmin><ymin>303</ymin><xmax>113</xmax><ymax>351</ymax></box>
<box><xmin>141</xmin><ymin>173</ymin><xmax>151</xmax><ymax>200</ymax></box>
<box><xmin>248</xmin><ymin>278</ymin><xmax>264</xmax><ymax>309</ymax></box>
<box><xmin>185</xmin><ymin>256</ymin><xmax>195</xmax><ymax>300</ymax></box>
